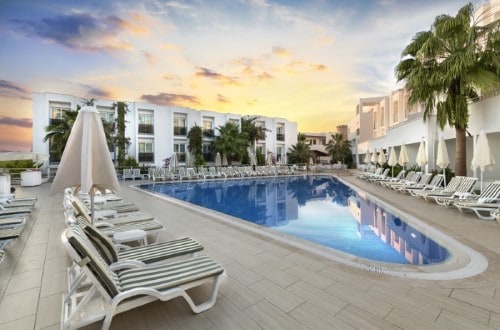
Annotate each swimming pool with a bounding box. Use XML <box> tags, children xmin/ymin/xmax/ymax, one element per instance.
<box><xmin>138</xmin><ymin>175</ymin><xmax>450</xmax><ymax>265</ymax></box>
<box><xmin>136</xmin><ymin>175</ymin><xmax>488</xmax><ymax>279</ymax></box>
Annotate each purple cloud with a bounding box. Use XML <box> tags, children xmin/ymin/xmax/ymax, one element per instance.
<box><xmin>0</xmin><ymin>117</ymin><xmax>32</xmax><ymax>128</ymax></box>
<box><xmin>0</xmin><ymin>79</ymin><xmax>31</xmax><ymax>100</ymax></box>
<box><xmin>195</xmin><ymin>67</ymin><xmax>239</xmax><ymax>85</ymax></box>
<box><xmin>12</xmin><ymin>13</ymin><xmax>132</xmax><ymax>51</ymax></box>
<box><xmin>140</xmin><ymin>93</ymin><xmax>200</xmax><ymax>106</ymax></box>
<box><xmin>82</xmin><ymin>85</ymin><xmax>113</xmax><ymax>99</ymax></box>
<box><xmin>217</xmin><ymin>94</ymin><xmax>230</xmax><ymax>104</ymax></box>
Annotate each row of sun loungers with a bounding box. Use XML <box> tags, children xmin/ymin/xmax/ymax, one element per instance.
<box><xmin>60</xmin><ymin>188</ymin><xmax>225</xmax><ymax>329</ymax></box>
<box><xmin>0</xmin><ymin>195</ymin><xmax>37</xmax><ymax>265</ymax></box>
<box><xmin>357</xmin><ymin>168</ymin><xmax>500</xmax><ymax>221</ymax></box>
<box><xmin>149</xmin><ymin>165</ymin><xmax>298</xmax><ymax>181</ymax></box>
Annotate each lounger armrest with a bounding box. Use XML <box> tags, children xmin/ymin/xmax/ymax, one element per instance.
<box><xmin>94</xmin><ymin>221</ymin><xmax>115</xmax><ymax>228</ymax></box>
<box><xmin>454</xmin><ymin>192</ymin><xmax>475</xmax><ymax>199</ymax></box>
<box><xmin>110</xmin><ymin>260</ymin><xmax>146</xmax><ymax>270</ymax></box>
<box><xmin>115</xmin><ymin>243</ymin><xmax>132</xmax><ymax>250</ymax></box>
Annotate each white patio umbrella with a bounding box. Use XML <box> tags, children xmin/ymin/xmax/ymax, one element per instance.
<box><xmin>398</xmin><ymin>144</ymin><xmax>409</xmax><ymax>169</ymax></box>
<box><xmin>50</xmin><ymin>105</ymin><xmax>120</xmax><ymax>223</ymax></box>
<box><xmin>171</xmin><ymin>152</ymin><xmax>179</xmax><ymax>169</ymax></box>
<box><xmin>436</xmin><ymin>136</ymin><xmax>450</xmax><ymax>186</ymax></box>
<box><xmin>363</xmin><ymin>150</ymin><xmax>371</xmax><ymax>164</ymax></box>
<box><xmin>377</xmin><ymin>149</ymin><xmax>387</xmax><ymax>166</ymax></box>
<box><xmin>387</xmin><ymin>147</ymin><xmax>398</xmax><ymax>177</ymax></box>
<box><xmin>185</xmin><ymin>152</ymin><xmax>193</xmax><ymax>167</ymax></box>
<box><xmin>370</xmin><ymin>150</ymin><xmax>377</xmax><ymax>164</ymax></box>
<box><xmin>416</xmin><ymin>140</ymin><xmax>427</xmax><ymax>172</ymax></box>
<box><xmin>215</xmin><ymin>152</ymin><xmax>221</xmax><ymax>167</ymax></box>
<box><xmin>222</xmin><ymin>153</ymin><xmax>228</xmax><ymax>166</ymax></box>
<box><xmin>471</xmin><ymin>130</ymin><xmax>495</xmax><ymax>192</ymax></box>
<box><xmin>267</xmin><ymin>152</ymin><xmax>274</xmax><ymax>166</ymax></box>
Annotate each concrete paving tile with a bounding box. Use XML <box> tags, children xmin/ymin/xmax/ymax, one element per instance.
<box><xmin>43</xmin><ymin>256</ymin><xmax>69</xmax><ymax>275</ymax></box>
<box><xmin>35</xmin><ymin>293</ymin><xmax>62</xmax><ymax>329</ymax></box>
<box><xmin>285</xmin><ymin>264</ymin><xmax>335</xmax><ymax>289</ymax></box>
<box><xmin>283</xmin><ymin>252</ymin><xmax>326</xmax><ymax>271</ymax></box>
<box><xmin>219</xmin><ymin>277</ymin><xmax>263</xmax><ymax>310</ymax></box>
<box><xmin>203</xmin><ymin>296</ymin><xmax>260</xmax><ymax>330</ymax></box>
<box><xmin>436</xmin><ymin>310</ymin><xmax>492</xmax><ymax>330</ymax></box>
<box><xmin>409</xmin><ymin>287</ymin><xmax>490</xmax><ymax>325</ymax></box>
<box><xmin>12</xmin><ymin>254</ymin><xmax>45</xmax><ymax>274</ymax></box>
<box><xmin>0</xmin><ymin>287</ymin><xmax>39</xmax><ymax>324</ymax></box>
<box><xmin>20</xmin><ymin>243</ymin><xmax>47</xmax><ymax>258</ymax></box>
<box><xmin>451</xmin><ymin>288</ymin><xmax>500</xmax><ymax>313</ymax></box>
<box><xmin>40</xmin><ymin>270</ymin><xmax>66</xmax><ymax>297</ymax></box>
<box><xmin>289</xmin><ymin>302</ymin><xmax>355</xmax><ymax>330</ymax></box>
<box><xmin>5</xmin><ymin>268</ymin><xmax>42</xmax><ymax>295</ymax></box>
<box><xmin>251</xmin><ymin>263</ymin><xmax>298</xmax><ymax>288</ymax></box>
<box><xmin>327</xmin><ymin>282</ymin><xmax>393</xmax><ymax>318</ymax></box>
<box><xmin>0</xmin><ymin>315</ymin><xmax>35</xmax><ymax>330</ymax></box>
<box><xmin>366</xmin><ymin>285</ymin><xmax>442</xmax><ymax>320</ymax></box>
<box><xmin>287</xmin><ymin>281</ymin><xmax>348</xmax><ymax>315</ymax></box>
<box><xmin>336</xmin><ymin>304</ymin><xmax>401</xmax><ymax>330</ymax></box>
<box><xmin>384</xmin><ymin>306</ymin><xmax>442</xmax><ymax>329</ymax></box>
<box><xmin>253</xmin><ymin>251</ymin><xmax>295</xmax><ymax>270</ymax></box>
<box><xmin>489</xmin><ymin>312</ymin><xmax>500</xmax><ymax>329</ymax></box>
<box><xmin>224</xmin><ymin>261</ymin><xmax>263</xmax><ymax>286</ymax></box>
<box><xmin>244</xmin><ymin>300</ymin><xmax>308</xmax><ymax>329</ymax></box>
<box><xmin>248</xmin><ymin>279</ymin><xmax>304</xmax><ymax>313</ymax></box>
<box><xmin>256</xmin><ymin>240</ymin><xmax>292</xmax><ymax>257</ymax></box>
<box><xmin>318</xmin><ymin>265</ymin><xmax>378</xmax><ymax>291</ymax></box>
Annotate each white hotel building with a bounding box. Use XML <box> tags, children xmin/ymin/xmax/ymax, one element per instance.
<box><xmin>347</xmin><ymin>90</ymin><xmax>500</xmax><ymax>182</ymax></box>
<box><xmin>31</xmin><ymin>92</ymin><xmax>297</xmax><ymax>168</ymax></box>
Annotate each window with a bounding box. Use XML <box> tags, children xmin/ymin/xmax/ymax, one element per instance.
<box><xmin>202</xmin><ymin>118</ymin><xmax>214</xmax><ymax>137</ymax></box>
<box><xmin>99</xmin><ymin>111</ymin><xmax>115</xmax><ymax>123</ymax></box>
<box><xmin>276</xmin><ymin>125</ymin><xmax>285</xmax><ymax>141</ymax></box>
<box><xmin>174</xmin><ymin>142</ymin><xmax>187</xmax><ymax>162</ymax></box>
<box><xmin>202</xmin><ymin>143</ymin><xmax>213</xmax><ymax>161</ymax></box>
<box><xmin>229</xmin><ymin>118</ymin><xmax>239</xmax><ymax>126</ymax></box>
<box><xmin>49</xmin><ymin>102</ymin><xmax>71</xmax><ymax>125</ymax></box>
<box><xmin>392</xmin><ymin>101</ymin><xmax>399</xmax><ymax>123</ymax></box>
<box><xmin>174</xmin><ymin>115</ymin><xmax>187</xmax><ymax>135</ymax></box>
<box><xmin>138</xmin><ymin>112</ymin><xmax>154</xmax><ymax>134</ymax></box>
<box><xmin>138</xmin><ymin>141</ymin><xmax>154</xmax><ymax>162</ymax></box>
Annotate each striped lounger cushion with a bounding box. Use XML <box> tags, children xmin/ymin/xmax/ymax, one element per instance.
<box><xmin>0</xmin><ymin>226</ymin><xmax>24</xmax><ymax>240</ymax></box>
<box><xmin>82</xmin><ymin>224</ymin><xmax>203</xmax><ymax>264</ymax></box>
<box><xmin>67</xmin><ymin>225</ymin><xmax>223</xmax><ymax>298</ymax></box>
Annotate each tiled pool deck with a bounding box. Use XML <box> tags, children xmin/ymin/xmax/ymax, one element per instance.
<box><xmin>2</xmin><ymin>172</ymin><xmax>500</xmax><ymax>329</ymax></box>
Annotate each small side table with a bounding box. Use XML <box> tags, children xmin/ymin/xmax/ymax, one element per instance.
<box><xmin>113</xmin><ymin>229</ymin><xmax>147</xmax><ymax>246</ymax></box>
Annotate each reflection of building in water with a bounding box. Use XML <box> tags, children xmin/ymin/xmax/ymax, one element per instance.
<box><xmin>257</xmin><ymin>178</ymin><xmax>298</xmax><ymax>227</ymax></box>
<box><xmin>348</xmin><ymin>193</ymin><xmax>448</xmax><ymax>265</ymax></box>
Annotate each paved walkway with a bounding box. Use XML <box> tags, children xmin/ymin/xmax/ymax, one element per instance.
<box><xmin>1</xmin><ymin>173</ymin><xmax>500</xmax><ymax>329</ymax></box>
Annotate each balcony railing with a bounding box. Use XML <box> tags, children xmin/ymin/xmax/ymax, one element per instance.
<box><xmin>174</xmin><ymin>126</ymin><xmax>187</xmax><ymax>136</ymax></box>
<box><xmin>276</xmin><ymin>133</ymin><xmax>285</xmax><ymax>141</ymax></box>
<box><xmin>50</xmin><ymin>118</ymin><xmax>63</xmax><ymax>126</ymax></box>
<box><xmin>138</xmin><ymin>124</ymin><xmax>154</xmax><ymax>134</ymax></box>
<box><xmin>138</xmin><ymin>152</ymin><xmax>154</xmax><ymax>162</ymax></box>
<box><xmin>203</xmin><ymin>129</ymin><xmax>214</xmax><ymax>138</ymax></box>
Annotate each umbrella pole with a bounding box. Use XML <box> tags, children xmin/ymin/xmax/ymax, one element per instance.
<box><xmin>443</xmin><ymin>168</ymin><xmax>446</xmax><ymax>187</ymax></box>
<box><xmin>480</xmin><ymin>171</ymin><xmax>484</xmax><ymax>193</ymax></box>
<box><xmin>90</xmin><ymin>191</ymin><xmax>95</xmax><ymax>224</ymax></box>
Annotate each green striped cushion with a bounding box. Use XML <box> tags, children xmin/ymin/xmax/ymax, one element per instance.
<box><xmin>118</xmin><ymin>237</ymin><xmax>203</xmax><ymax>264</ymax></box>
<box><xmin>0</xmin><ymin>226</ymin><xmax>24</xmax><ymax>239</ymax></box>
<box><xmin>118</xmin><ymin>256</ymin><xmax>224</xmax><ymax>292</ymax></box>
<box><xmin>66</xmin><ymin>225</ymin><xmax>121</xmax><ymax>297</ymax></box>
<box><xmin>83</xmin><ymin>225</ymin><xmax>119</xmax><ymax>264</ymax></box>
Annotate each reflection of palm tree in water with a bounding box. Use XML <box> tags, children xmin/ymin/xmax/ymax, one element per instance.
<box><xmin>326</xmin><ymin>179</ymin><xmax>352</xmax><ymax>206</ymax></box>
<box><xmin>287</xmin><ymin>176</ymin><xmax>332</xmax><ymax>206</ymax></box>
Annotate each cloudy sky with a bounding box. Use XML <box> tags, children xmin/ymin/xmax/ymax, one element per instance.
<box><xmin>0</xmin><ymin>0</ymin><xmax>469</xmax><ymax>151</ymax></box>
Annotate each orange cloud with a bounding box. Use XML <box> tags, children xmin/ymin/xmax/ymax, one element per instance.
<box><xmin>272</xmin><ymin>46</ymin><xmax>292</xmax><ymax>57</ymax></box>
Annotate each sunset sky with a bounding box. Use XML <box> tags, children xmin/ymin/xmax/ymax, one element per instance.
<box><xmin>0</xmin><ymin>0</ymin><xmax>468</xmax><ymax>151</ymax></box>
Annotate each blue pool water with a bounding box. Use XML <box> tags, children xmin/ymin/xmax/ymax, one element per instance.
<box><xmin>138</xmin><ymin>175</ymin><xmax>449</xmax><ymax>265</ymax></box>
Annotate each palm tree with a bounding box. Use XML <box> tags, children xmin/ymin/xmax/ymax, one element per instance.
<box><xmin>113</xmin><ymin>101</ymin><xmax>130</xmax><ymax>166</ymax></box>
<box><xmin>287</xmin><ymin>133</ymin><xmax>311</xmax><ymax>164</ymax></box>
<box><xmin>44</xmin><ymin>109</ymin><xmax>78</xmax><ymax>162</ymax></box>
<box><xmin>395</xmin><ymin>3</ymin><xmax>500</xmax><ymax>176</ymax></box>
<box><xmin>187</xmin><ymin>125</ymin><xmax>204</xmax><ymax>165</ymax></box>
<box><xmin>241</xmin><ymin>116</ymin><xmax>267</xmax><ymax>152</ymax></box>
<box><xmin>212</xmin><ymin>122</ymin><xmax>248</xmax><ymax>165</ymax></box>
<box><xmin>325</xmin><ymin>133</ymin><xmax>352</xmax><ymax>164</ymax></box>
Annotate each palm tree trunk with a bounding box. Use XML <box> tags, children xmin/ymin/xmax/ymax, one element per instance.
<box><xmin>455</xmin><ymin>126</ymin><xmax>467</xmax><ymax>176</ymax></box>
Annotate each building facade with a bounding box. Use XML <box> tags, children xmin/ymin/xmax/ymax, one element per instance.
<box><xmin>32</xmin><ymin>92</ymin><xmax>298</xmax><ymax>168</ymax></box>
